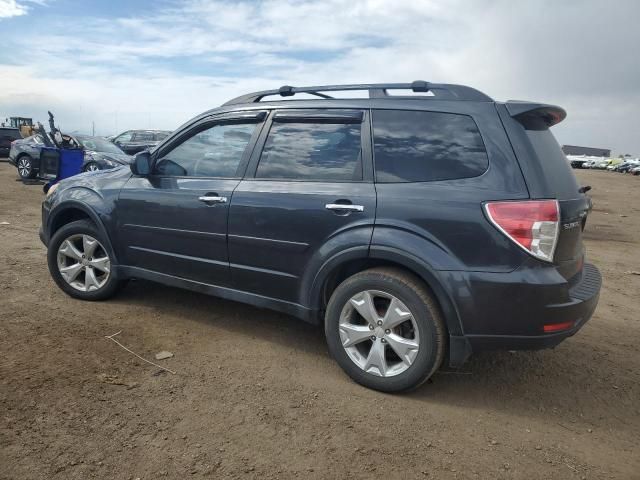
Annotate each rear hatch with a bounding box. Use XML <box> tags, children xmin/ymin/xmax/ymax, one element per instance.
<box><xmin>499</xmin><ymin>102</ymin><xmax>590</xmax><ymax>280</ymax></box>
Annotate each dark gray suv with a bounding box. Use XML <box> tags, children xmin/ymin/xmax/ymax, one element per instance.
<box><xmin>40</xmin><ymin>82</ymin><xmax>601</xmax><ymax>392</ymax></box>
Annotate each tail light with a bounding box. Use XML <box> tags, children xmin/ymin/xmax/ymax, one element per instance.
<box><xmin>484</xmin><ymin>200</ymin><xmax>559</xmax><ymax>262</ymax></box>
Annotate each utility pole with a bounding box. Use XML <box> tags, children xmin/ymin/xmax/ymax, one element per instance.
<box><xmin>92</xmin><ymin>121</ymin><xmax>95</xmax><ymax>136</ymax></box>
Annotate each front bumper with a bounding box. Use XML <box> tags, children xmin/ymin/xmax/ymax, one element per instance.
<box><xmin>39</xmin><ymin>226</ymin><xmax>47</xmax><ymax>246</ymax></box>
<box><xmin>463</xmin><ymin>263</ymin><xmax>601</xmax><ymax>352</ymax></box>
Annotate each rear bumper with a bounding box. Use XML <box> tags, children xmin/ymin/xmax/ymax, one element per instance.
<box><xmin>445</xmin><ymin>262</ymin><xmax>601</xmax><ymax>366</ymax></box>
<box><xmin>464</xmin><ymin>263</ymin><xmax>601</xmax><ymax>351</ymax></box>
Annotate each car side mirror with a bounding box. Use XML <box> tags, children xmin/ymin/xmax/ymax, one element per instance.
<box><xmin>131</xmin><ymin>151</ymin><xmax>151</xmax><ymax>175</ymax></box>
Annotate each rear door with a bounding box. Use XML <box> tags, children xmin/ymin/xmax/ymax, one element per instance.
<box><xmin>227</xmin><ymin>109</ymin><xmax>376</xmax><ymax>304</ymax></box>
<box><xmin>116</xmin><ymin>111</ymin><xmax>267</xmax><ymax>286</ymax></box>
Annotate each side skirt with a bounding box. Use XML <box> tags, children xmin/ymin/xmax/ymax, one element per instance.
<box><xmin>117</xmin><ymin>266</ymin><xmax>319</xmax><ymax>325</ymax></box>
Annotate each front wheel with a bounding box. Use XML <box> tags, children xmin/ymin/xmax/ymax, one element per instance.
<box><xmin>325</xmin><ymin>267</ymin><xmax>446</xmax><ymax>392</ymax></box>
<box><xmin>47</xmin><ymin>220</ymin><xmax>124</xmax><ymax>300</ymax></box>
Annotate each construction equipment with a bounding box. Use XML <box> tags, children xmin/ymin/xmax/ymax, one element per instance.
<box><xmin>8</xmin><ymin>117</ymin><xmax>34</xmax><ymax>137</ymax></box>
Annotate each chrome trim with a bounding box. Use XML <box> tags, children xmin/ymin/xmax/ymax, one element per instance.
<box><xmin>325</xmin><ymin>203</ymin><xmax>364</xmax><ymax>212</ymax></box>
<box><xmin>198</xmin><ymin>196</ymin><xmax>228</xmax><ymax>204</ymax></box>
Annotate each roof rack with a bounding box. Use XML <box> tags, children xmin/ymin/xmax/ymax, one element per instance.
<box><xmin>223</xmin><ymin>81</ymin><xmax>492</xmax><ymax>106</ymax></box>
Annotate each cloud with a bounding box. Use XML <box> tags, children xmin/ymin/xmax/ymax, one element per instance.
<box><xmin>0</xmin><ymin>0</ymin><xmax>28</xmax><ymax>18</ymax></box>
<box><xmin>0</xmin><ymin>0</ymin><xmax>638</xmax><ymax>153</ymax></box>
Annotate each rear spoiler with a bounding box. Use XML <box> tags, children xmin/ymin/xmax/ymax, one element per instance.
<box><xmin>505</xmin><ymin>101</ymin><xmax>566</xmax><ymax>129</ymax></box>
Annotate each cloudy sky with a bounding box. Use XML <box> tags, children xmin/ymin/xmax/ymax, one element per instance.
<box><xmin>0</xmin><ymin>0</ymin><xmax>638</xmax><ymax>154</ymax></box>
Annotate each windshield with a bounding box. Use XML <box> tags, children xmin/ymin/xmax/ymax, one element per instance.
<box><xmin>79</xmin><ymin>137</ymin><xmax>124</xmax><ymax>154</ymax></box>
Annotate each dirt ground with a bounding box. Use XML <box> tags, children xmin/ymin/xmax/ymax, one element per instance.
<box><xmin>0</xmin><ymin>160</ymin><xmax>638</xmax><ymax>480</ymax></box>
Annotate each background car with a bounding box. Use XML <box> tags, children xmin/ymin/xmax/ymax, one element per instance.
<box><xmin>75</xmin><ymin>135</ymin><xmax>132</xmax><ymax>172</ymax></box>
<box><xmin>615</xmin><ymin>159</ymin><xmax>640</xmax><ymax>173</ymax></box>
<box><xmin>0</xmin><ymin>126</ymin><xmax>22</xmax><ymax>157</ymax></box>
<box><xmin>8</xmin><ymin>134</ymin><xmax>47</xmax><ymax>178</ymax></box>
<box><xmin>111</xmin><ymin>129</ymin><xmax>171</xmax><ymax>154</ymax></box>
<box><xmin>567</xmin><ymin>154</ymin><xmax>589</xmax><ymax>168</ymax></box>
<box><xmin>9</xmin><ymin>134</ymin><xmax>131</xmax><ymax>179</ymax></box>
<box><xmin>631</xmin><ymin>165</ymin><xmax>640</xmax><ymax>175</ymax></box>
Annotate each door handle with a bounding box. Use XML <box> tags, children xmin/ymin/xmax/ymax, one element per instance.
<box><xmin>198</xmin><ymin>195</ymin><xmax>228</xmax><ymax>204</ymax></box>
<box><xmin>325</xmin><ymin>203</ymin><xmax>364</xmax><ymax>212</ymax></box>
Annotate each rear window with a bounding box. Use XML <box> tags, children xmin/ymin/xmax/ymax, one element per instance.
<box><xmin>372</xmin><ymin>110</ymin><xmax>488</xmax><ymax>182</ymax></box>
<box><xmin>526</xmin><ymin>129</ymin><xmax>579</xmax><ymax>198</ymax></box>
<box><xmin>256</xmin><ymin>121</ymin><xmax>362</xmax><ymax>181</ymax></box>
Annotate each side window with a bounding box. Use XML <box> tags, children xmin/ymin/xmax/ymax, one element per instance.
<box><xmin>133</xmin><ymin>132</ymin><xmax>154</xmax><ymax>142</ymax></box>
<box><xmin>154</xmin><ymin>123</ymin><xmax>256</xmax><ymax>177</ymax></box>
<box><xmin>372</xmin><ymin>110</ymin><xmax>488</xmax><ymax>182</ymax></box>
<box><xmin>256</xmin><ymin>120</ymin><xmax>362</xmax><ymax>181</ymax></box>
<box><xmin>155</xmin><ymin>132</ymin><xmax>169</xmax><ymax>141</ymax></box>
<box><xmin>115</xmin><ymin>131</ymin><xmax>133</xmax><ymax>143</ymax></box>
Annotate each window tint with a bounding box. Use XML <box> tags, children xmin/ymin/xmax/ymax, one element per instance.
<box><xmin>256</xmin><ymin>121</ymin><xmax>362</xmax><ymax>181</ymax></box>
<box><xmin>154</xmin><ymin>123</ymin><xmax>256</xmax><ymax>177</ymax></box>
<box><xmin>372</xmin><ymin>110</ymin><xmax>488</xmax><ymax>182</ymax></box>
<box><xmin>133</xmin><ymin>132</ymin><xmax>154</xmax><ymax>142</ymax></box>
<box><xmin>526</xmin><ymin>129</ymin><xmax>579</xmax><ymax>198</ymax></box>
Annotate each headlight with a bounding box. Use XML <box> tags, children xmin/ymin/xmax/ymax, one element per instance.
<box><xmin>46</xmin><ymin>182</ymin><xmax>60</xmax><ymax>197</ymax></box>
<box><xmin>103</xmin><ymin>159</ymin><xmax>117</xmax><ymax>168</ymax></box>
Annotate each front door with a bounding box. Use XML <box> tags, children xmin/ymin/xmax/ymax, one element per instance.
<box><xmin>228</xmin><ymin>109</ymin><xmax>376</xmax><ymax>305</ymax></box>
<box><xmin>116</xmin><ymin>113</ymin><xmax>266</xmax><ymax>286</ymax></box>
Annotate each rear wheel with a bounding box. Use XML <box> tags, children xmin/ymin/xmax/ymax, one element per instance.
<box><xmin>17</xmin><ymin>155</ymin><xmax>35</xmax><ymax>179</ymax></box>
<box><xmin>47</xmin><ymin>220</ymin><xmax>124</xmax><ymax>300</ymax></box>
<box><xmin>325</xmin><ymin>267</ymin><xmax>446</xmax><ymax>392</ymax></box>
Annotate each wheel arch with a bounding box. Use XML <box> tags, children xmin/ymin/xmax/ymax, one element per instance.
<box><xmin>48</xmin><ymin>200</ymin><xmax>118</xmax><ymax>264</ymax></box>
<box><xmin>310</xmin><ymin>247</ymin><xmax>464</xmax><ymax>338</ymax></box>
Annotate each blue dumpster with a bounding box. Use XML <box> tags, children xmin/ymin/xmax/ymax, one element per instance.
<box><xmin>40</xmin><ymin>147</ymin><xmax>84</xmax><ymax>192</ymax></box>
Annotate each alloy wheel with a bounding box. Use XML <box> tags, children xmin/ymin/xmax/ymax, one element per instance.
<box><xmin>18</xmin><ymin>157</ymin><xmax>32</xmax><ymax>178</ymax></box>
<box><xmin>338</xmin><ymin>290</ymin><xmax>420</xmax><ymax>377</ymax></box>
<box><xmin>56</xmin><ymin>234</ymin><xmax>111</xmax><ymax>292</ymax></box>
<box><xmin>85</xmin><ymin>163</ymin><xmax>100</xmax><ymax>172</ymax></box>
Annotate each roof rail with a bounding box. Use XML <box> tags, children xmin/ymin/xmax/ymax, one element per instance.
<box><xmin>222</xmin><ymin>81</ymin><xmax>492</xmax><ymax>106</ymax></box>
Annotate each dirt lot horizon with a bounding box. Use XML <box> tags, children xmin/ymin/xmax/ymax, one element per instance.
<box><xmin>1</xmin><ymin>161</ymin><xmax>638</xmax><ymax>479</ymax></box>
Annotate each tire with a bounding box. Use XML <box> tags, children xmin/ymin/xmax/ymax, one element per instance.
<box><xmin>47</xmin><ymin>219</ymin><xmax>124</xmax><ymax>301</ymax></box>
<box><xmin>17</xmin><ymin>155</ymin><xmax>36</xmax><ymax>179</ymax></box>
<box><xmin>325</xmin><ymin>267</ymin><xmax>446</xmax><ymax>392</ymax></box>
<box><xmin>83</xmin><ymin>162</ymin><xmax>100</xmax><ymax>172</ymax></box>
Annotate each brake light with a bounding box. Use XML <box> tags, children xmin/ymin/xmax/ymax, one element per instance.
<box><xmin>484</xmin><ymin>200</ymin><xmax>559</xmax><ymax>262</ymax></box>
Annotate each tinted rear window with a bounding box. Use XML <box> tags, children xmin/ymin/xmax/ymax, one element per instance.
<box><xmin>525</xmin><ymin>129</ymin><xmax>579</xmax><ymax>198</ymax></box>
<box><xmin>372</xmin><ymin>110</ymin><xmax>488</xmax><ymax>182</ymax></box>
<box><xmin>256</xmin><ymin>121</ymin><xmax>362</xmax><ymax>181</ymax></box>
